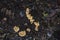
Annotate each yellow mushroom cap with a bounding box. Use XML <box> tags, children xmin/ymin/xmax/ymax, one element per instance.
<box><xmin>28</xmin><ymin>15</ymin><xmax>33</xmax><ymax>20</ymax></box>
<box><xmin>30</xmin><ymin>19</ymin><xmax>35</xmax><ymax>24</ymax></box>
<box><xmin>13</xmin><ymin>26</ymin><xmax>20</xmax><ymax>32</ymax></box>
<box><xmin>34</xmin><ymin>22</ymin><xmax>40</xmax><ymax>27</ymax></box>
<box><xmin>35</xmin><ymin>27</ymin><xmax>39</xmax><ymax>31</ymax></box>
<box><xmin>18</xmin><ymin>31</ymin><xmax>26</xmax><ymax>37</ymax></box>
<box><xmin>26</xmin><ymin>14</ymin><xmax>31</xmax><ymax>19</ymax></box>
<box><xmin>26</xmin><ymin>8</ymin><xmax>30</xmax><ymax>14</ymax></box>
<box><xmin>34</xmin><ymin>21</ymin><xmax>40</xmax><ymax>31</ymax></box>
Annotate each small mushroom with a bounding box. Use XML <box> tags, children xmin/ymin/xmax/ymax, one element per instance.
<box><xmin>18</xmin><ymin>31</ymin><xmax>26</xmax><ymax>37</ymax></box>
<box><xmin>13</xmin><ymin>26</ymin><xmax>20</xmax><ymax>32</ymax></box>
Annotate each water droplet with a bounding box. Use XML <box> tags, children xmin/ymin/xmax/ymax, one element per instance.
<box><xmin>20</xmin><ymin>11</ymin><xmax>24</xmax><ymax>17</ymax></box>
